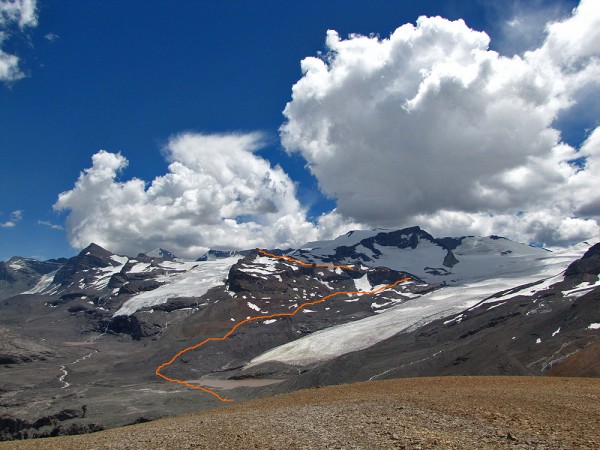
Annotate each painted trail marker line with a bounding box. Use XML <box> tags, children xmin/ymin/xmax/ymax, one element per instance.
<box><xmin>155</xmin><ymin>249</ymin><xmax>411</xmax><ymax>402</ymax></box>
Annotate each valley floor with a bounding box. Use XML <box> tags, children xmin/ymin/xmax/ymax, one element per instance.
<box><xmin>2</xmin><ymin>376</ymin><xmax>599</xmax><ymax>449</ymax></box>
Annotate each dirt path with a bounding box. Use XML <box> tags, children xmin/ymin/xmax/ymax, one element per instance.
<box><xmin>4</xmin><ymin>376</ymin><xmax>599</xmax><ymax>449</ymax></box>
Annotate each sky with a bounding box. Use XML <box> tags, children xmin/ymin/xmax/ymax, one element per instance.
<box><xmin>1</xmin><ymin>0</ymin><xmax>599</xmax><ymax>261</ymax></box>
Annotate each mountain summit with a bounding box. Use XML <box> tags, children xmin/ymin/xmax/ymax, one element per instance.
<box><xmin>142</xmin><ymin>248</ymin><xmax>179</xmax><ymax>261</ymax></box>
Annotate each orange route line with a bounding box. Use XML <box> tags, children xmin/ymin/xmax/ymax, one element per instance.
<box><xmin>155</xmin><ymin>249</ymin><xmax>411</xmax><ymax>402</ymax></box>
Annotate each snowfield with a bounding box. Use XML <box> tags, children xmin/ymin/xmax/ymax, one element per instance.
<box><xmin>298</xmin><ymin>231</ymin><xmax>583</xmax><ymax>286</ymax></box>
<box><xmin>114</xmin><ymin>256</ymin><xmax>242</xmax><ymax>316</ymax></box>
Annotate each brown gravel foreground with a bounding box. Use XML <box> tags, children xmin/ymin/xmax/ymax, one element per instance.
<box><xmin>3</xmin><ymin>376</ymin><xmax>599</xmax><ymax>449</ymax></box>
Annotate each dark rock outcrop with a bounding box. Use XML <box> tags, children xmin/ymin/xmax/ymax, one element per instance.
<box><xmin>565</xmin><ymin>243</ymin><xmax>600</xmax><ymax>279</ymax></box>
<box><xmin>0</xmin><ymin>409</ymin><xmax>103</xmax><ymax>441</ymax></box>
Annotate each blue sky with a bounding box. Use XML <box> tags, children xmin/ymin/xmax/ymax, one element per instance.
<box><xmin>2</xmin><ymin>0</ymin><xmax>599</xmax><ymax>261</ymax></box>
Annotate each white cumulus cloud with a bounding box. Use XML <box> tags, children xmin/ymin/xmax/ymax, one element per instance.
<box><xmin>0</xmin><ymin>0</ymin><xmax>37</xmax><ymax>82</ymax></box>
<box><xmin>280</xmin><ymin>0</ymin><xmax>600</xmax><ymax>246</ymax></box>
<box><xmin>54</xmin><ymin>132</ymin><xmax>357</xmax><ymax>257</ymax></box>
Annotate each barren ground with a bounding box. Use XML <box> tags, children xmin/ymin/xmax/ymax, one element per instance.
<box><xmin>2</xmin><ymin>376</ymin><xmax>599</xmax><ymax>449</ymax></box>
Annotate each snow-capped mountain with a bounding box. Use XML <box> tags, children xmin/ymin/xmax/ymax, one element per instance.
<box><xmin>0</xmin><ymin>256</ymin><xmax>63</xmax><ymax>300</ymax></box>
<box><xmin>142</xmin><ymin>248</ymin><xmax>180</xmax><ymax>261</ymax></box>
<box><xmin>2</xmin><ymin>243</ymin><xmax>245</xmax><ymax>341</ymax></box>
<box><xmin>1</xmin><ymin>227</ymin><xmax>598</xmax><ymax>440</ymax></box>
<box><xmin>294</xmin><ymin>226</ymin><xmax>552</xmax><ymax>285</ymax></box>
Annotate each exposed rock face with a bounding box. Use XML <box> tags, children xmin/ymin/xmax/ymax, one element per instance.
<box><xmin>565</xmin><ymin>242</ymin><xmax>600</xmax><ymax>279</ymax></box>
<box><xmin>226</xmin><ymin>251</ymin><xmax>417</xmax><ymax>310</ymax></box>
<box><xmin>105</xmin><ymin>316</ymin><xmax>143</xmax><ymax>341</ymax></box>
<box><xmin>227</xmin><ymin>252</ymin><xmax>314</xmax><ymax>294</ymax></box>
<box><xmin>443</xmin><ymin>250</ymin><xmax>459</xmax><ymax>268</ymax></box>
<box><xmin>369</xmin><ymin>227</ymin><xmax>439</xmax><ymax>249</ymax></box>
<box><xmin>0</xmin><ymin>408</ymin><xmax>103</xmax><ymax>441</ymax></box>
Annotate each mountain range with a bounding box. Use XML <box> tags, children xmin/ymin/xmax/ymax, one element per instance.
<box><xmin>1</xmin><ymin>226</ymin><xmax>598</xmax><ymax>440</ymax></box>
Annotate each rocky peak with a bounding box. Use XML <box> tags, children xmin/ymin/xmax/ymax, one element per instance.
<box><xmin>565</xmin><ymin>242</ymin><xmax>600</xmax><ymax>279</ymax></box>
<box><xmin>143</xmin><ymin>248</ymin><xmax>178</xmax><ymax>261</ymax></box>
<box><xmin>78</xmin><ymin>243</ymin><xmax>114</xmax><ymax>260</ymax></box>
<box><xmin>52</xmin><ymin>243</ymin><xmax>119</xmax><ymax>288</ymax></box>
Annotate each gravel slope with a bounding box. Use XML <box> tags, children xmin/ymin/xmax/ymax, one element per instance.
<box><xmin>3</xmin><ymin>376</ymin><xmax>599</xmax><ymax>449</ymax></box>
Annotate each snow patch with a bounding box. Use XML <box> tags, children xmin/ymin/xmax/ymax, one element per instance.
<box><xmin>128</xmin><ymin>262</ymin><xmax>152</xmax><ymax>273</ymax></box>
<box><xmin>485</xmin><ymin>273</ymin><xmax>563</xmax><ymax>303</ymax></box>
<box><xmin>23</xmin><ymin>270</ymin><xmax>58</xmax><ymax>294</ymax></box>
<box><xmin>247</xmin><ymin>302</ymin><xmax>260</xmax><ymax>312</ymax></box>
<box><xmin>486</xmin><ymin>302</ymin><xmax>505</xmax><ymax>311</ymax></box>
<box><xmin>111</xmin><ymin>255</ymin><xmax>129</xmax><ymax>265</ymax></box>
<box><xmin>9</xmin><ymin>262</ymin><xmax>24</xmax><ymax>270</ymax></box>
<box><xmin>90</xmin><ymin>260</ymin><xmax>129</xmax><ymax>290</ymax></box>
<box><xmin>562</xmin><ymin>275</ymin><xmax>600</xmax><ymax>298</ymax></box>
<box><xmin>371</xmin><ymin>301</ymin><xmax>392</xmax><ymax>309</ymax></box>
<box><xmin>353</xmin><ymin>274</ymin><xmax>372</xmax><ymax>292</ymax></box>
